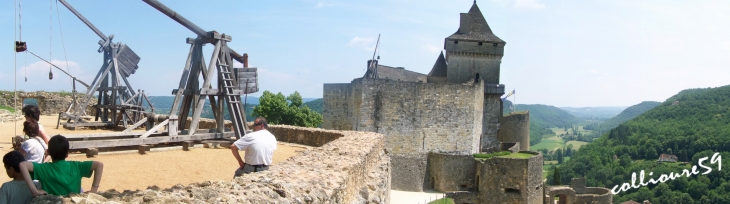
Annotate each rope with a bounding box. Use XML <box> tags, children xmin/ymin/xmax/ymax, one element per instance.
<box><xmin>14</xmin><ymin>0</ymin><xmax>18</xmax><ymax>137</ymax></box>
<box><xmin>49</xmin><ymin>0</ymin><xmax>53</xmax><ymax>79</ymax></box>
<box><xmin>55</xmin><ymin>0</ymin><xmax>72</xmax><ymax>84</ymax></box>
<box><xmin>25</xmin><ymin>49</ymin><xmax>90</xmax><ymax>88</ymax></box>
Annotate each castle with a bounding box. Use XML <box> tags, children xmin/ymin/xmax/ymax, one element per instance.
<box><xmin>323</xmin><ymin>2</ymin><xmax>612</xmax><ymax>204</ymax></box>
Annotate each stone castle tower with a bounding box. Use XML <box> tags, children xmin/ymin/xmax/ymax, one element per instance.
<box><xmin>429</xmin><ymin>1</ymin><xmax>507</xmax><ymax>152</ymax></box>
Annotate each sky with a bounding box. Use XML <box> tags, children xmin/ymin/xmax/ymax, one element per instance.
<box><xmin>1</xmin><ymin>0</ymin><xmax>729</xmax><ymax>107</ymax></box>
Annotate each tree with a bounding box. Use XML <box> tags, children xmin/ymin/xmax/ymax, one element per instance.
<box><xmin>253</xmin><ymin>91</ymin><xmax>323</xmax><ymax>127</ymax></box>
<box><xmin>552</xmin><ymin>167</ymin><xmax>562</xmax><ymax>185</ymax></box>
<box><xmin>557</xmin><ymin>149</ymin><xmax>564</xmax><ymax>164</ymax></box>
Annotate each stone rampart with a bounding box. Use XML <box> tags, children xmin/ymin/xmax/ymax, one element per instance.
<box><xmin>498</xmin><ymin>111</ymin><xmax>530</xmax><ymax>151</ymax></box>
<box><xmin>0</xmin><ymin>91</ymin><xmax>95</xmax><ymax>116</ymax></box>
<box><xmin>428</xmin><ymin>152</ymin><xmax>476</xmax><ymax>192</ymax></box>
<box><xmin>390</xmin><ymin>153</ymin><xmax>429</xmax><ymax>192</ymax></box>
<box><xmin>34</xmin><ymin>126</ymin><xmax>391</xmax><ymax>203</ymax></box>
<box><xmin>324</xmin><ymin>78</ymin><xmax>483</xmax><ymax>154</ymax></box>
<box><xmin>543</xmin><ymin>178</ymin><xmax>613</xmax><ymax>204</ymax></box>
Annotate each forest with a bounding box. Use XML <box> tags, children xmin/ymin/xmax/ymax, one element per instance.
<box><xmin>550</xmin><ymin>85</ymin><xmax>730</xmax><ymax>203</ymax></box>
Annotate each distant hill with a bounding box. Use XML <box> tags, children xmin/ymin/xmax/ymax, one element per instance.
<box><xmin>559</xmin><ymin>106</ymin><xmax>627</xmax><ymax>119</ymax></box>
<box><xmin>304</xmin><ymin>98</ymin><xmax>323</xmax><ymax>113</ymax></box>
<box><xmin>555</xmin><ymin>85</ymin><xmax>730</xmax><ymax>203</ymax></box>
<box><xmin>147</xmin><ymin>96</ymin><xmax>255</xmax><ymax>121</ymax></box>
<box><xmin>504</xmin><ymin>100</ymin><xmax>578</xmax><ymax>128</ymax></box>
<box><xmin>585</xmin><ymin>101</ymin><xmax>660</xmax><ymax>136</ymax></box>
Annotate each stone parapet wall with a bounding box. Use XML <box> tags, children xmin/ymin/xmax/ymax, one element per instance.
<box><xmin>268</xmin><ymin>125</ymin><xmax>344</xmax><ymax>147</ymax></box>
<box><xmin>471</xmin><ymin>151</ymin><xmax>543</xmax><ymax>204</ymax></box>
<box><xmin>498</xmin><ymin>111</ymin><xmax>530</xmax><ymax>151</ymax></box>
<box><xmin>390</xmin><ymin>153</ymin><xmax>429</xmax><ymax>192</ymax></box>
<box><xmin>428</xmin><ymin>152</ymin><xmax>476</xmax><ymax>192</ymax></box>
<box><xmin>33</xmin><ymin>126</ymin><xmax>391</xmax><ymax>203</ymax></box>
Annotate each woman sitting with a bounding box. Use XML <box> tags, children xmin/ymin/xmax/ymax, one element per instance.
<box><xmin>20</xmin><ymin>119</ymin><xmax>49</xmax><ymax>163</ymax></box>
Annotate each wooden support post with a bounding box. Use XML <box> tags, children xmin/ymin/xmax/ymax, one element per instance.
<box><xmin>86</xmin><ymin>148</ymin><xmax>99</xmax><ymax>158</ymax></box>
<box><xmin>182</xmin><ymin>141</ymin><xmax>194</xmax><ymax>151</ymax></box>
<box><xmin>138</xmin><ymin>145</ymin><xmax>151</xmax><ymax>154</ymax></box>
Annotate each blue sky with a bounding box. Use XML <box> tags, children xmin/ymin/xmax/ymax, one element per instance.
<box><xmin>2</xmin><ymin>0</ymin><xmax>729</xmax><ymax>107</ymax></box>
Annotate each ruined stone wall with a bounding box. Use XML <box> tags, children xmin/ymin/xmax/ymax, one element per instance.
<box><xmin>40</xmin><ymin>126</ymin><xmax>391</xmax><ymax>204</ymax></box>
<box><xmin>474</xmin><ymin>152</ymin><xmax>543</xmax><ymax>204</ymax></box>
<box><xmin>0</xmin><ymin>91</ymin><xmax>95</xmax><ymax>116</ymax></box>
<box><xmin>573</xmin><ymin>188</ymin><xmax>612</xmax><ymax>204</ymax></box>
<box><xmin>481</xmin><ymin>94</ymin><xmax>502</xmax><ymax>152</ymax></box>
<box><xmin>428</xmin><ymin>152</ymin><xmax>476</xmax><ymax>192</ymax></box>
<box><xmin>498</xmin><ymin>111</ymin><xmax>531</xmax><ymax>151</ymax></box>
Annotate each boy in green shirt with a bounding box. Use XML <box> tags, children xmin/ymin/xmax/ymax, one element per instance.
<box><xmin>18</xmin><ymin>135</ymin><xmax>104</xmax><ymax>196</ymax></box>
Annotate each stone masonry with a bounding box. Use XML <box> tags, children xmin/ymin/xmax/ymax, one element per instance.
<box><xmin>0</xmin><ymin>91</ymin><xmax>95</xmax><ymax>116</ymax></box>
<box><xmin>30</xmin><ymin>125</ymin><xmax>391</xmax><ymax>204</ymax></box>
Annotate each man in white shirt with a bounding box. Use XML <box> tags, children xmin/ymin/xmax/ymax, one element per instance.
<box><xmin>231</xmin><ymin>117</ymin><xmax>277</xmax><ymax>177</ymax></box>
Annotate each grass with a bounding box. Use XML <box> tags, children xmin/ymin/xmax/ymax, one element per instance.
<box><xmin>530</xmin><ymin>135</ymin><xmax>565</xmax><ymax>151</ymax></box>
<box><xmin>566</xmin><ymin>140</ymin><xmax>588</xmax><ymax>150</ymax></box>
<box><xmin>474</xmin><ymin>151</ymin><xmax>511</xmax><ymax>160</ymax></box>
<box><xmin>428</xmin><ymin>198</ymin><xmax>454</xmax><ymax>204</ymax></box>
<box><xmin>500</xmin><ymin>152</ymin><xmax>536</xmax><ymax>159</ymax></box>
<box><xmin>0</xmin><ymin>105</ymin><xmax>15</xmax><ymax>113</ymax></box>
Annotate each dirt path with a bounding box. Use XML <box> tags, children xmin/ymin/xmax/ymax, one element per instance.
<box><xmin>1</xmin><ymin>116</ymin><xmax>308</xmax><ymax>191</ymax></box>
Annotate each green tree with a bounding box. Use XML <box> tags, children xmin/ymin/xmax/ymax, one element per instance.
<box><xmin>253</xmin><ymin>91</ymin><xmax>323</xmax><ymax>127</ymax></box>
<box><xmin>552</xmin><ymin>167</ymin><xmax>562</xmax><ymax>185</ymax></box>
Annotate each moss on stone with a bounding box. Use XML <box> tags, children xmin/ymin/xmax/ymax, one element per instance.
<box><xmin>473</xmin><ymin>151</ymin><xmax>511</xmax><ymax>160</ymax></box>
<box><xmin>499</xmin><ymin>152</ymin><xmax>535</xmax><ymax>159</ymax></box>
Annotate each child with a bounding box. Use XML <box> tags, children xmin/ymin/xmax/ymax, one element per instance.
<box><xmin>20</xmin><ymin>119</ymin><xmax>49</xmax><ymax>164</ymax></box>
<box><xmin>1</xmin><ymin>151</ymin><xmax>41</xmax><ymax>204</ymax></box>
<box><xmin>19</xmin><ymin>135</ymin><xmax>104</xmax><ymax>196</ymax></box>
<box><xmin>22</xmin><ymin>105</ymin><xmax>49</xmax><ymax>144</ymax></box>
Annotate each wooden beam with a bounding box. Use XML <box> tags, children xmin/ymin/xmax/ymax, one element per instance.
<box><xmin>68</xmin><ymin>132</ymin><xmax>234</xmax><ymax>149</ymax></box>
<box><xmin>123</xmin><ymin>117</ymin><xmax>148</xmax><ymax>132</ymax></box>
<box><xmin>140</xmin><ymin>119</ymin><xmax>169</xmax><ymax>139</ymax></box>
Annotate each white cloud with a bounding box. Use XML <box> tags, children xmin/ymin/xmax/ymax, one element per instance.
<box><xmin>590</xmin><ymin>69</ymin><xmax>598</xmax><ymax>74</ymax></box>
<box><xmin>19</xmin><ymin>60</ymin><xmax>86</xmax><ymax>81</ymax></box>
<box><xmin>347</xmin><ymin>36</ymin><xmax>377</xmax><ymax>51</ymax></box>
<box><xmin>315</xmin><ymin>1</ymin><xmax>334</xmax><ymax>8</ymax></box>
<box><xmin>514</xmin><ymin>0</ymin><xmax>545</xmax><ymax>9</ymax></box>
<box><xmin>421</xmin><ymin>44</ymin><xmax>442</xmax><ymax>53</ymax></box>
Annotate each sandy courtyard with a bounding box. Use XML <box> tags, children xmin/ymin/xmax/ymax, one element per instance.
<box><xmin>0</xmin><ymin>115</ymin><xmax>308</xmax><ymax>191</ymax></box>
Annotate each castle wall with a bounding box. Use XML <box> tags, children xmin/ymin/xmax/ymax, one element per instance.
<box><xmin>390</xmin><ymin>153</ymin><xmax>430</xmax><ymax>192</ymax></box>
<box><xmin>323</xmin><ymin>83</ymin><xmax>354</xmax><ymax>130</ymax></box>
<box><xmin>324</xmin><ymin>78</ymin><xmax>484</xmax><ymax>154</ymax></box>
<box><xmin>498</xmin><ymin>111</ymin><xmax>531</xmax><ymax>151</ymax></box>
<box><xmin>481</xmin><ymin>94</ymin><xmax>502</xmax><ymax>152</ymax></box>
<box><xmin>428</xmin><ymin>152</ymin><xmax>476</xmax><ymax>192</ymax></box>
<box><xmin>62</xmin><ymin>126</ymin><xmax>391</xmax><ymax>203</ymax></box>
<box><xmin>445</xmin><ymin>52</ymin><xmax>502</xmax><ymax>84</ymax></box>
<box><xmin>475</xmin><ymin>152</ymin><xmax>543</xmax><ymax>204</ymax></box>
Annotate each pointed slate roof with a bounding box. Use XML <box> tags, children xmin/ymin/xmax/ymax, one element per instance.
<box><xmin>428</xmin><ymin>52</ymin><xmax>447</xmax><ymax>77</ymax></box>
<box><xmin>446</xmin><ymin>2</ymin><xmax>505</xmax><ymax>43</ymax></box>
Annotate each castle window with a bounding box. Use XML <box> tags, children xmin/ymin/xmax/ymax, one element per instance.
<box><xmin>493</xmin><ymin>43</ymin><xmax>498</xmax><ymax>47</ymax></box>
<box><xmin>505</xmin><ymin>188</ymin><xmax>521</xmax><ymax>194</ymax></box>
<box><xmin>454</xmin><ymin>41</ymin><xmax>459</xmax><ymax>44</ymax></box>
<box><xmin>478</xmin><ymin>42</ymin><xmax>483</xmax><ymax>46</ymax></box>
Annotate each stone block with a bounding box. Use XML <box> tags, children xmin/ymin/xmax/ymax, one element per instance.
<box><xmin>138</xmin><ymin>145</ymin><xmax>151</xmax><ymax>154</ymax></box>
<box><xmin>182</xmin><ymin>141</ymin><xmax>194</xmax><ymax>151</ymax></box>
<box><xmin>86</xmin><ymin>148</ymin><xmax>99</xmax><ymax>158</ymax></box>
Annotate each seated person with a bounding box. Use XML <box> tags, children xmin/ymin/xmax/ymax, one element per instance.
<box><xmin>20</xmin><ymin>119</ymin><xmax>49</xmax><ymax>164</ymax></box>
<box><xmin>230</xmin><ymin>117</ymin><xmax>277</xmax><ymax>177</ymax></box>
<box><xmin>1</xmin><ymin>151</ymin><xmax>41</xmax><ymax>204</ymax></box>
<box><xmin>18</xmin><ymin>135</ymin><xmax>104</xmax><ymax>196</ymax></box>
<box><xmin>22</xmin><ymin>105</ymin><xmax>49</xmax><ymax>144</ymax></box>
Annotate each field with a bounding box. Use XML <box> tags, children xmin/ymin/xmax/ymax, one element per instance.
<box><xmin>530</xmin><ymin>135</ymin><xmax>565</xmax><ymax>151</ymax></box>
<box><xmin>0</xmin><ymin>116</ymin><xmax>309</xmax><ymax>191</ymax></box>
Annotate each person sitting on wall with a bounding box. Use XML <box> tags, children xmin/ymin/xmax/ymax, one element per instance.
<box><xmin>18</xmin><ymin>135</ymin><xmax>104</xmax><ymax>196</ymax></box>
<box><xmin>230</xmin><ymin>117</ymin><xmax>277</xmax><ymax>177</ymax></box>
<box><xmin>20</xmin><ymin>119</ymin><xmax>50</xmax><ymax>164</ymax></box>
<box><xmin>22</xmin><ymin>105</ymin><xmax>50</xmax><ymax>144</ymax></box>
